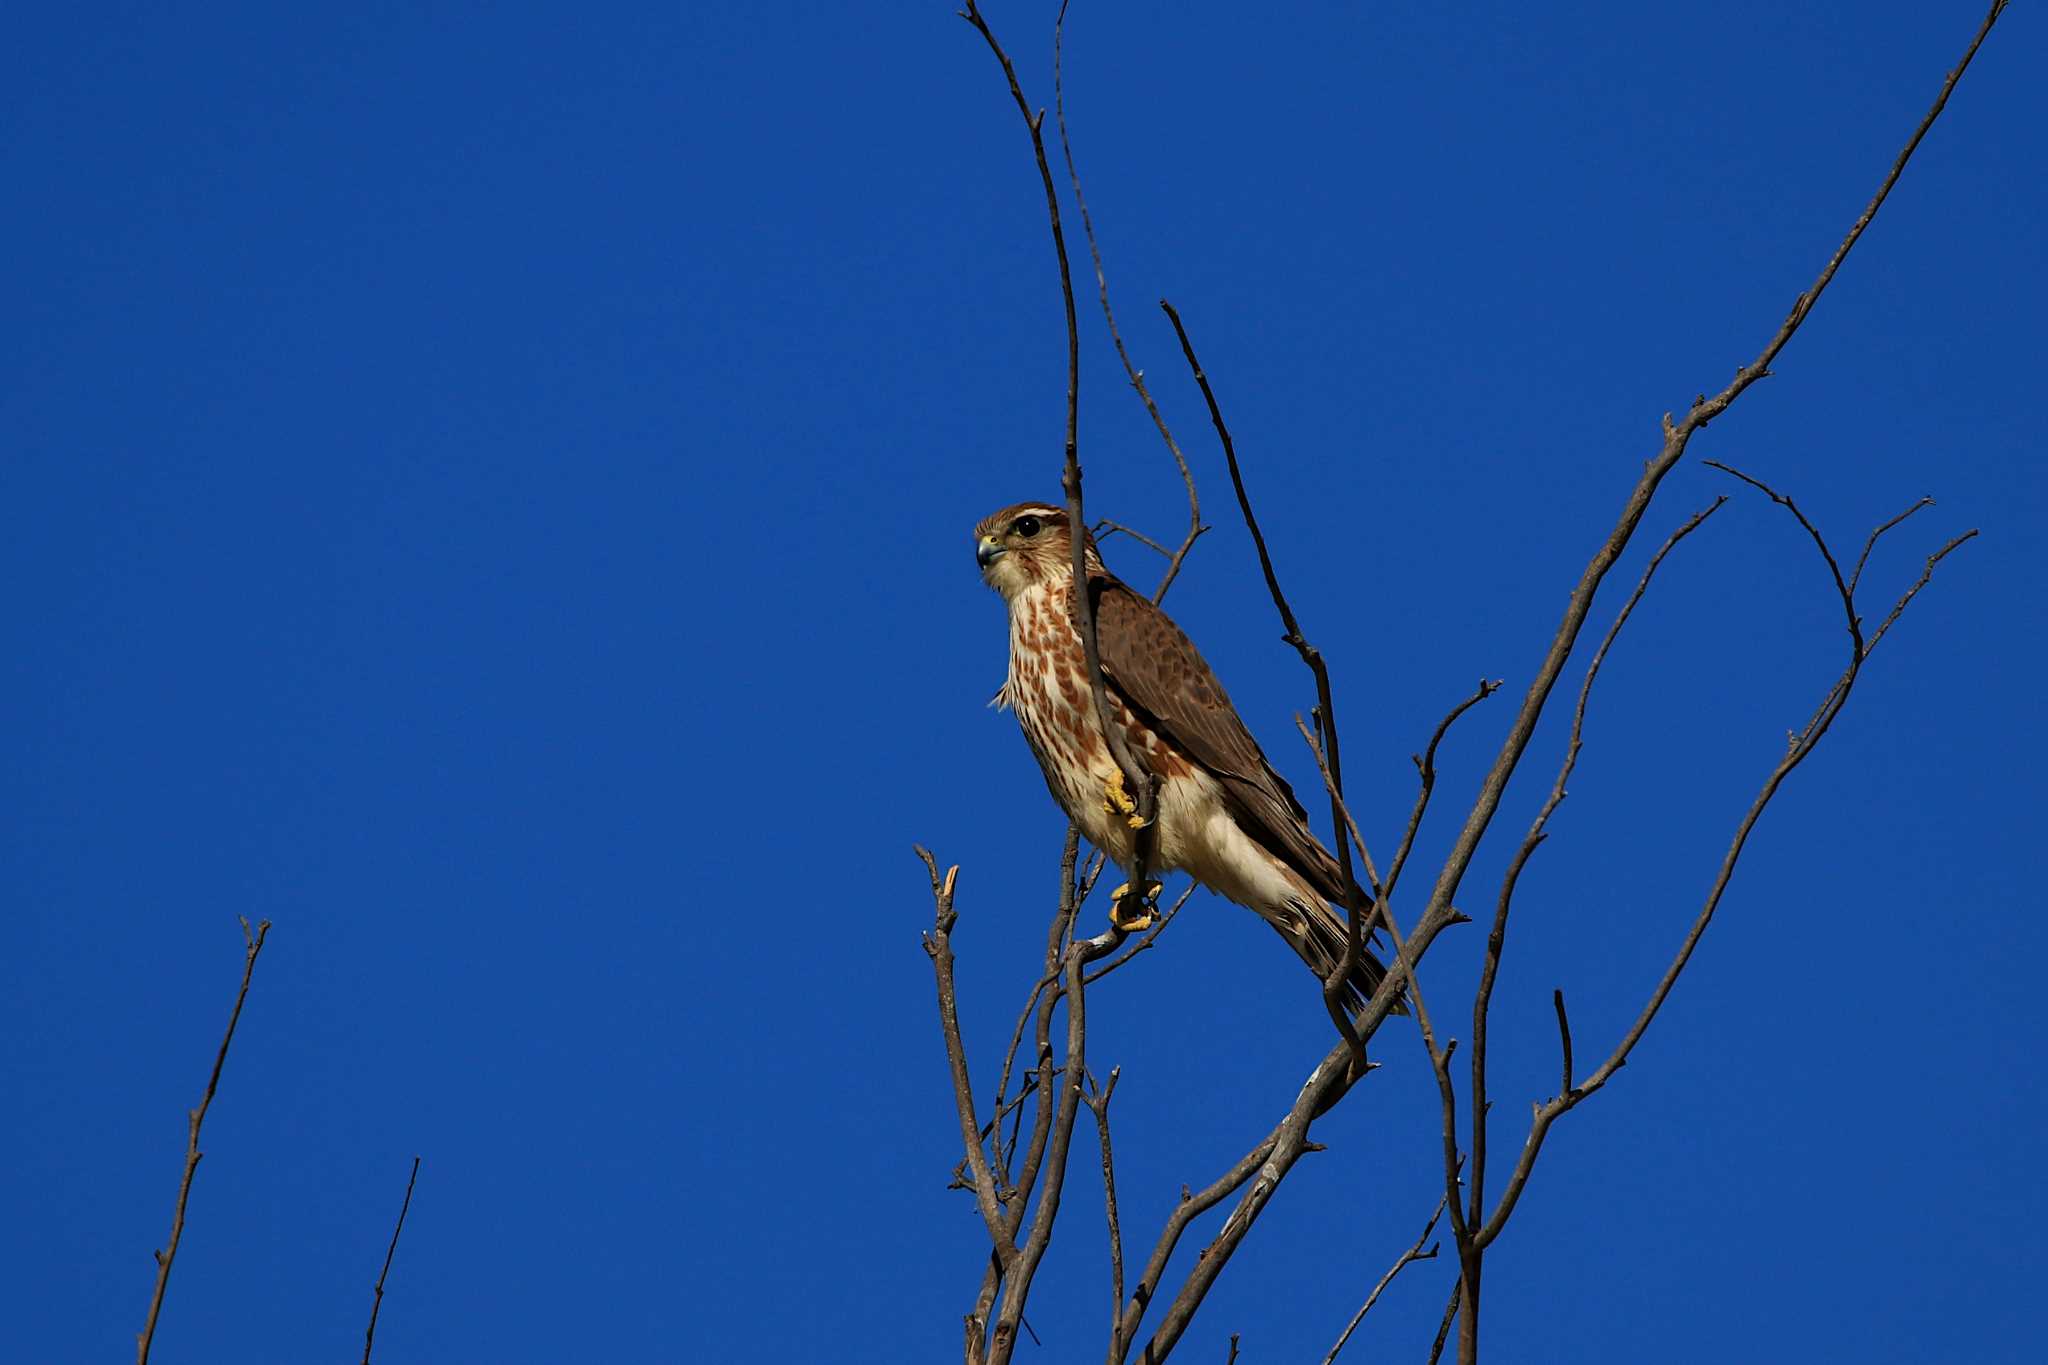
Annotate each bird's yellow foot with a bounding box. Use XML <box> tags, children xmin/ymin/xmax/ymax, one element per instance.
<box><xmin>1102</xmin><ymin>769</ymin><xmax>1152</xmax><ymax>829</ymax></box>
<box><xmin>1109</xmin><ymin>879</ymin><xmax>1163</xmax><ymax>932</ymax></box>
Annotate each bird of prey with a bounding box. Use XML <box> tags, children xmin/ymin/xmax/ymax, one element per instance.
<box><xmin>974</xmin><ymin>500</ymin><xmax>1393</xmax><ymax>1013</ymax></box>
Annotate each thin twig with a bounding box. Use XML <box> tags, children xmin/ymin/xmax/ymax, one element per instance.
<box><xmin>1552</xmin><ymin>990</ymin><xmax>1574</xmax><ymax>1096</ymax></box>
<box><xmin>1133</xmin><ymin>1040</ymin><xmax>1379</xmax><ymax>1362</ymax></box>
<box><xmin>1702</xmin><ymin>462</ymin><xmax>1857</xmax><ymax>643</ymax></box>
<box><xmin>1474</xmin><ymin>488</ymin><xmax>1975</xmax><ymax>1254</ymax></box>
<box><xmin>1114</xmin><ymin>1133</ymin><xmax>1282</xmax><ymax>1359</ymax></box>
<box><xmin>1849</xmin><ymin>496</ymin><xmax>1934</xmax><ymax>598</ymax></box>
<box><xmin>1387</xmin><ymin>680</ymin><xmax>1503</xmax><ymax>904</ymax></box>
<box><xmin>1469</xmin><ymin>499</ymin><xmax>1725</xmax><ymax>1229</ymax></box>
<box><xmin>138</xmin><ymin>917</ymin><xmax>271</xmax><ymax>1365</ymax></box>
<box><xmin>1865</xmin><ymin>531</ymin><xmax>1976</xmax><ymax>656</ymax></box>
<box><xmin>1054</xmin><ymin>1</ymin><xmax>1204</xmax><ymax>604</ymax></box>
<box><xmin>919</xmin><ymin>850</ymin><xmax>1014</xmax><ymax>1257</ymax></box>
<box><xmin>973</xmin><ymin>834</ymin><xmax>1093</xmax><ymax>1351</ymax></box>
<box><xmin>994</xmin><ymin>925</ymin><xmax>1126</xmax><ymax>1361</ymax></box>
<box><xmin>1375</xmin><ymin>22</ymin><xmax>2010</xmax><ymax>1349</ymax></box>
<box><xmin>990</xmin><ymin>829</ymin><xmax>1085</xmax><ymax>1187</ymax></box>
<box><xmin>1083</xmin><ymin>1068</ymin><xmax>1127</xmax><ymax>1362</ymax></box>
<box><xmin>1095</xmin><ymin>520</ymin><xmax>1175</xmax><ymax>559</ymax></box>
<box><xmin>1083</xmin><ymin>884</ymin><xmax>1193</xmax><ymax>985</ymax></box>
<box><xmin>1161</xmin><ymin>297</ymin><xmax>1370</xmax><ymax>1062</ymax></box>
<box><xmin>960</xmin><ymin>0</ymin><xmax>1159</xmax><ymax>956</ymax></box>
<box><xmin>1414</xmin><ymin>0</ymin><xmax>2008</xmax><ymax>1030</ymax></box>
<box><xmin>1322</xmin><ymin>1193</ymin><xmax>1448</xmax><ymax>1365</ymax></box>
<box><xmin>361</xmin><ymin>1156</ymin><xmax>421</xmax><ymax>1365</ymax></box>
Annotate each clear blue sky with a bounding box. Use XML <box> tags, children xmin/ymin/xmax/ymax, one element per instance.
<box><xmin>4</xmin><ymin>3</ymin><xmax>2041</xmax><ymax>1361</ymax></box>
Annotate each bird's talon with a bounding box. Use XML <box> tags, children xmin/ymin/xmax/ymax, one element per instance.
<box><xmin>1102</xmin><ymin>769</ymin><xmax>1138</xmax><ymax>820</ymax></box>
<box><xmin>1109</xmin><ymin>879</ymin><xmax>1163</xmax><ymax>932</ymax></box>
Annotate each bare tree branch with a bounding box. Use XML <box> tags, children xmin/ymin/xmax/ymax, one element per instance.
<box><xmin>361</xmin><ymin>1156</ymin><xmax>421</xmax><ymax>1365</ymax></box>
<box><xmin>972</xmin><ymin>844</ymin><xmax>1092</xmax><ymax>1352</ymax></box>
<box><xmin>993</xmin><ymin>920</ymin><xmax>1132</xmax><ymax>1362</ymax></box>
<box><xmin>1293</xmin><ymin>715</ymin><xmax>1467</xmax><ymax>1233</ymax></box>
<box><xmin>989</xmin><ymin>828</ymin><xmax>1086</xmax><ymax>1188</ymax></box>
<box><xmin>920</xmin><ymin>849</ymin><xmax>1015</xmax><ymax>1258</ymax></box>
<box><xmin>1322</xmin><ymin>1193</ymin><xmax>1448</xmax><ymax>1365</ymax></box>
<box><xmin>1864</xmin><ymin>529</ymin><xmax>1975</xmax><ymax>656</ymax></box>
<box><xmin>138</xmin><ymin>917</ymin><xmax>271</xmax><ymax>1365</ymax></box>
<box><xmin>1426</xmin><ymin>1279</ymin><xmax>1460</xmax><ymax>1365</ymax></box>
<box><xmin>1134</xmin><ymin>1040</ymin><xmax>1380</xmax><ymax>1363</ymax></box>
<box><xmin>960</xmin><ymin>0</ymin><xmax>1160</xmax><ymax>950</ymax></box>
<box><xmin>1053</xmin><ymin>2</ymin><xmax>1205</xmax><ymax>604</ymax></box>
<box><xmin>1083</xmin><ymin>884</ymin><xmax>1193</xmax><ymax>985</ymax></box>
<box><xmin>1474</xmin><ymin>478</ymin><xmax>1976</xmax><ymax>1254</ymax></box>
<box><xmin>1415</xmin><ymin>0</ymin><xmax>2007</xmax><ymax>1016</ymax></box>
<box><xmin>1081</xmin><ymin>1068</ymin><xmax>1127</xmax><ymax>1362</ymax></box>
<box><xmin>1094</xmin><ymin>520</ymin><xmax>1175</xmax><ymax>559</ymax></box>
<box><xmin>1160</xmin><ymin>297</ymin><xmax>1373</xmax><ymax>1062</ymax></box>
<box><xmin>1552</xmin><ymin>989</ymin><xmax>1574</xmax><ymax>1097</ymax></box>
<box><xmin>1663</xmin><ymin>0</ymin><xmax>2011</xmax><ymax>446</ymax></box>
<box><xmin>1114</xmin><ymin>1132</ymin><xmax>1281</xmax><ymax>1359</ymax></box>
<box><xmin>933</xmin><ymin>4</ymin><xmax>2005</xmax><ymax>1360</ymax></box>
<box><xmin>1468</xmin><ymin>499</ymin><xmax>1726</xmax><ymax>1230</ymax></box>
<box><xmin>1388</xmin><ymin>680</ymin><xmax>1504</xmax><ymax>904</ymax></box>
<box><xmin>1849</xmin><ymin>496</ymin><xmax>1934</xmax><ymax>599</ymax></box>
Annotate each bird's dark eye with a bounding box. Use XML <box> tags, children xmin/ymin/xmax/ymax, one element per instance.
<box><xmin>1014</xmin><ymin>515</ymin><xmax>1043</xmax><ymax>538</ymax></box>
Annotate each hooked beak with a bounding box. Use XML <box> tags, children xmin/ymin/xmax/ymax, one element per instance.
<box><xmin>976</xmin><ymin>535</ymin><xmax>1007</xmax><ymax>569</ymax></box>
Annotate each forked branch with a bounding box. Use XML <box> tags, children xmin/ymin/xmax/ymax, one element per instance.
<box><xmin>1474</xmin><ymin>479</ymin><xmax>1975</xmax><ymax>1254</ymax></box>
<box><xmin>1468</xmin><ymin>499</ymin><xmax>1727</xmax><ymax>1229</ymax></box>
<box><xmin>1322</xmin><ymin>1191</ymin><xmax>1449</xmax><ymax>1365</ymax></box>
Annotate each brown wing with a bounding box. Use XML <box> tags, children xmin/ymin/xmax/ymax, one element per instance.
<box><xmin>1081</xmin><ymin>575</ymin><xmax>1362</xmax><ymax>908</ymax></box>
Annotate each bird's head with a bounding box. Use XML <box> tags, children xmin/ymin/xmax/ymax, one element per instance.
<box><xmin>972</xmin><ymin>501</ymin><xmax>1100</xmax><ymax>602</ymax></box>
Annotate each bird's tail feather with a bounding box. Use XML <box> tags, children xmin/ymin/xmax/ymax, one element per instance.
<box><xmin>1289</xmin><ymin>897</ymin><xmax>1408</xmax><ymax>1019</ymax></box>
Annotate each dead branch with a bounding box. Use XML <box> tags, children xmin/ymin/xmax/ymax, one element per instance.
<box><xmin>1473</xmin><ymin>478</ymin><xmax>1976</xmax><ymax>1255</ymax></box>
<box><xmin>1295</xmin><ymin>720</ymin><xmax>1476</xmax><ymax>1317</ymax></box>
<box><xmin>1389</xmin><ymin>680</ymin><xmax>1504</xmax><ymax>904</ymax></box>
<box><xmin>1134</xmin><ymin>1042</ymin><xmax>1376</xmax><ymax>1363</ymax></box>
<box><xmin>920</xmin><ymin>849</ymin><xmax>1015</xmax><ymax>1257</ymax></box>
<box><xmin>1083</xmin><ymin>884</ymin><xmax>1194</xmax><ymax>985</ymax></box>
<box><xmin>970</xmin><ymin>844</ymin><xmax>1090</xmax><ymax>1353</ymax></box>
<box><xmin>138</xmin><ymin>917</ymin><xmax>271</xmax><ymax>1365</ymax></box>
<box><xmin>1160</xmin><ymin>297</ymin><xmax>1372</xmax><ymax>1063</ymax></box>
<box><xmin>936</xmin><ymin>2</ymin><xmax>2004</xmax><ymax>1360</ymax></box>
<box><xmin>1411</xmin><ymin>0</ymin><xmax>2008</xmax><ymax>1027</ymax></box>
<box><xmin>1468</xmin><ymin>499</ymin><xmax>1727</xmax><ymax>1231</ymax></box>
<box><xmin>989</xmin><ymin>828</ymin><xmax>1086</xmax><ymax>1188</ymax></box>
<box><xmin>1113</xmin><ymin>1133</ymin><xmax>1281</xmax><ymax>1359</ymax></box>
<box><xmin>1082</xmin><ymin>1067</ymin><xmax>1126</xmax><ymax>1361</ymax></box>
<box><xmin>991</xmin><ymin>928</ymin><xmax>1123</xmax><ymax>1360</ymax></box>
<box><xmin>1849</xmin><ymin>496</ymin><xmax>1934</xmax><ymax>599</ymax></box>
<box><xmin>1054</xmin><ymin>2</ymin><xmax>1205</xmax><ymax>604</ymax></box>
<box><xmin>1322</xmin><ymin>1192</ymin><xmax>1449</xmax><ymax>1365</ymax></box>
<box><xmin>1303</xmin><ymin>715</ymin><xmax>1477</xmax><ymax>1263</ymax></box>
<box><xmin>1094</xmin><ymin>520</ymin><xmax>1175</xmax><ymax>559</ymax></box>
<box><xmin>1425</xmin><ymin>1279</ymin><xmax>1460</xmax><ymax>1365</ymax></box>
<box><xmin>361</xmin><ymin>1156</ymin><xmax>421</xmax><ymax>1365</ymax></box>
<box><xmin>959</xmin><ymin>0</ymin><xmax>1161</xmax><ymax>856</ymax></box>
<box><xmin>934</xmin><ymin>839</ymin><xmax>1132</xmax><ymax>1365</ymax></box>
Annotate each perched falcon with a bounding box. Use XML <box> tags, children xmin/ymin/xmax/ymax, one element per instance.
<box><xmin>974</xmin><ymin>501</ymin><xmax>1393</xmax><ymax>1013</ymax></box>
